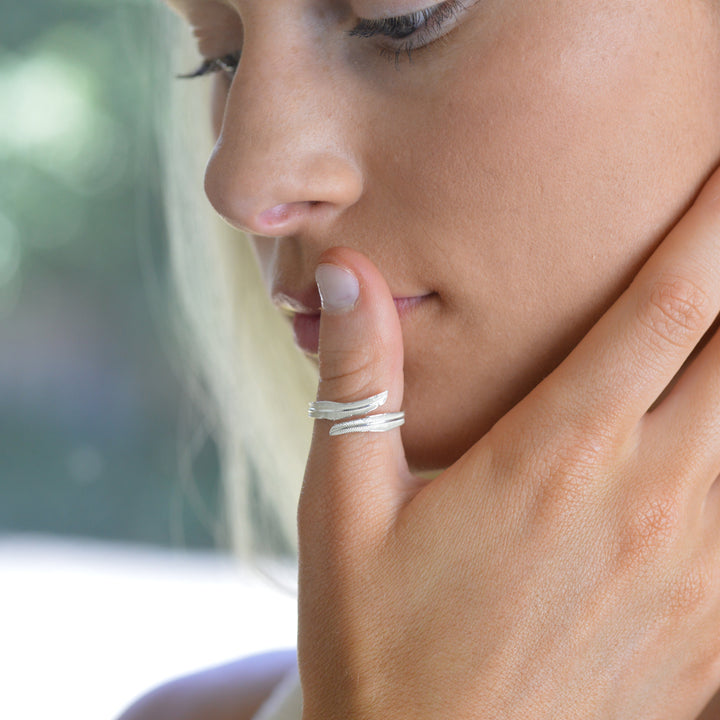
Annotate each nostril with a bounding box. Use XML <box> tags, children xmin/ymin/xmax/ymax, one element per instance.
<box><xmin>258</xmin><ymin>203</ymin><xmax>293</xmax><ymax>227</ymax></box>
<box><xmin>256</xmin><ymin>201</ymin><xmax>322</xmax><ymax>232</ymax></box>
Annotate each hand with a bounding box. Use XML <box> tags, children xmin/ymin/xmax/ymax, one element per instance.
<box><xmin>297</xmin><ymin>167</ymin><xmax>720</xmax><ymax>720</ymax></box>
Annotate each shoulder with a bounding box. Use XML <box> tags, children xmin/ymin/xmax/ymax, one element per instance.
<box><xmin>116</xmin><ymin>648</ymin><xmax>298</xmax><ymax>720</ymax></box>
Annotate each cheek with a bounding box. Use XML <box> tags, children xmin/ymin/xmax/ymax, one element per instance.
<box><xmin>422</xmin><ymin>0</ymin><xmax>720</xmax><ymax>332</ymax></box>
<box><xmin>382</xmin><ymin>2</ymin><xmax>720</xmax><ymax>468</ymax></box>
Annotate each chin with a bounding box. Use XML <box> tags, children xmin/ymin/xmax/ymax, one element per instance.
<box><xmin>400</xmin><ymin>404</ymin><xmax>496</xmax><ymax>473</ymax></box>
<box><xmin>399</xmin><ymin>361</ymin><xmax>548</xmax><ymax>473</ymax></box>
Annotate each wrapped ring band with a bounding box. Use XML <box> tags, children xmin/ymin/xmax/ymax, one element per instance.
<box><xmin>308</xmin><ymin>391</ymin><xmax>405</xmax><ymax>435</ymax></box>
<box><xmin>329</xmin><ymin>412</ymin><xmax>405</xmax><ymax>436</ymax></box>
<box><xmin>308</xmin><ymin>391</ymin><xmax>389</xmax><ymax>420</ymax></box>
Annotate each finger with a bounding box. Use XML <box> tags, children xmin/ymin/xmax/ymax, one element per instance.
<box><xmin>536</xmin><ymin>165</ymin><xmax>720</xmax><ymax>438</ymax></box>
<box><xmin>642</xmin><ymin>318</ymin><xmax>720</xmax><ymax>508</ymax></box>
<box><xmin>300</xmin><ymin>248</ymin><xmax>412</xmax><ymax>544</ymax></box>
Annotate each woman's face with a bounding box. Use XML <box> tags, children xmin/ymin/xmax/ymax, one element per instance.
<box><xmin>171</xmin><ymin>0</ymin><xmax>720</xmax><ymax>470</ymax></box>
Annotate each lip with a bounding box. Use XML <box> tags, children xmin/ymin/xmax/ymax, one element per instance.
<box><xmin>285</xmin><ymin>294</ymin><xmax>433</xmax><ymax>356</ymax></box>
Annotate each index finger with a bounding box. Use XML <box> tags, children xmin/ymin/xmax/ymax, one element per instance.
<box><xmin>539</xmin><ymin>165</ymin><xmax>720</xmax><ymax>435</ymax></box>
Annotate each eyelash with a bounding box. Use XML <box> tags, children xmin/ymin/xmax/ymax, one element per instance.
<box><xmin>177</xmin><ymin>53</ymin><xmax>241</xmax><ymax>80</ymax></box>
<box><xmin>178</xmin><ymin>0</ymin><xmax>468</xmax><ymax>79</ymax></box>
<box><xmin>349</xmin><ymin>0</ymin><xmax>467</xmax><ymax>66</ymax></box>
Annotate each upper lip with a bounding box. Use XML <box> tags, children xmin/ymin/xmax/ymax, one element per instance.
<box><xmin>273</xmin><ymin>284</ymin><xmax>435</xmax><ymax>317</ymax></box>
<box><xmin>272</xmin><ymin>287</ymin><xmax>321</xmax><ymax>316</ymax></box>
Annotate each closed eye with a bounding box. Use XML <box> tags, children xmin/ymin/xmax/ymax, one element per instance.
<box><xmin>177</xmin><ymin>0</ymin><xmax>473</xmax><ymax>79</ymax></box>
<box><xmin>347</xmin><ymin>0</ymin><xmax>471</xmax><ymax>65</ymax></box>
<box><xmin>177</xmin><ymin>51</ymin><xmax>241</xmax><ymax>80</ymax></box>
<box><xmin>348</xmin><ymin>0</ymin><xmax>467</xmax><ymax>41</ymax></box>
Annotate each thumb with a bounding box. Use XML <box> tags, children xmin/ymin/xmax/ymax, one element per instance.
<box><xmin>301</xmin><ymin>247</ymin><xmax>411</xmax><ymax>538</ymax></box>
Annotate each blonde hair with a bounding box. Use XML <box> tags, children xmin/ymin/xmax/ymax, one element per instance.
<box><xmin>157</xmin><ymin>10</ymin><xmax>316</xmax><ymax>557</ymax></box>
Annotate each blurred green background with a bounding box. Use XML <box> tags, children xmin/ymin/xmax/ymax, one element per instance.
<box><xmin>0</xmin><ymin>0</ymin><xmax>224</xmax><ymax>549</ymax></box>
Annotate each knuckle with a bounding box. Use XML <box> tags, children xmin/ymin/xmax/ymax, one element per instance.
<box><xmin>617</xmin><ymin>491</ymin><xmax>684</xmax><ymax>568</ymax></box>
<box><xmin>536</xmin><ymin>418</ymin><xmax>613</xmax><ymax>483</ymax></box>
<box><xmin>318</xmin><ymin>346</ymin><xmax>378</xmax><ymax>399</ymax></box>
<box><xmin>663</xmin><ymin>558</ymin><xmax>715</xmax><ymax>619</ymax></box>
<box><xmin>637</xmin><ymin>274</ymin><xmax>711</xmax><ymax>349</ymax></box>
<box><xmin>525</xmin><ymin>433</ymin><xmax>603</xmax><ymax>524</ymax></box>
<box><xmin>497</xmin><ymin>403</ymin><xmax>625</xmax><ymax>530</ymax></box>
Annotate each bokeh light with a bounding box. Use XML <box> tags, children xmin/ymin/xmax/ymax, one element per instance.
<box><xmin>1</xmin><ymin>0</ymin><xmax>223</xmax><ymax>549</ymax></box>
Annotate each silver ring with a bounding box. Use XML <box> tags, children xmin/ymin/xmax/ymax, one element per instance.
<box><xmin>308</xmin><ymin>391</ymin><xmax>388</xmax><ymax>420</ymax></box>
<box><xmin>308</xmin><ymin>390</ymin><xmax>404</xmax><ymax>435</ymax></box>
<box><xmin>329</xmin><ymin>412</ymin><xmax>406</xmax><ymax>436</ymax></box>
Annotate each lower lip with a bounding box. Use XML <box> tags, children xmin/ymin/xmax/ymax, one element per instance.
<box><xmin>293</xmin><ymin>313</ymin><xmax>322</xmax><ymax>355</ymax></box>
<box><xmin>292</xmin><ymin>295</ymin><xmax>430</xmax><ymax>356</ymax></box>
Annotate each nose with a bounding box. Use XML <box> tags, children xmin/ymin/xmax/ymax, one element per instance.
<box><xmin>204</xmin><ymin>24</ymin><xmax>364</xmax><ymax>237</ymax></box>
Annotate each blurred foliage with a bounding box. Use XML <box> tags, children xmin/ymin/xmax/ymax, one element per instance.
<box><xmin>0</xmin><ymin>0</ymin><xmax>225</xmax><ymax>548</ymax></box>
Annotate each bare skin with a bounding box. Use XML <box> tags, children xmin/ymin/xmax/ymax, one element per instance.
<box><xmin>196</xmin><ymin>0</ymin><xmax>720</xmax><ymax>471</ymax></box>
<box><xmin>300</xmin><ymin>205</ymin><xmax>720</xmax><ymax>717</ymax></box>
<box><xmin>133</xmin><ymin>1</ymin><xmax>720</xmax><ymax>718</ymax></box>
